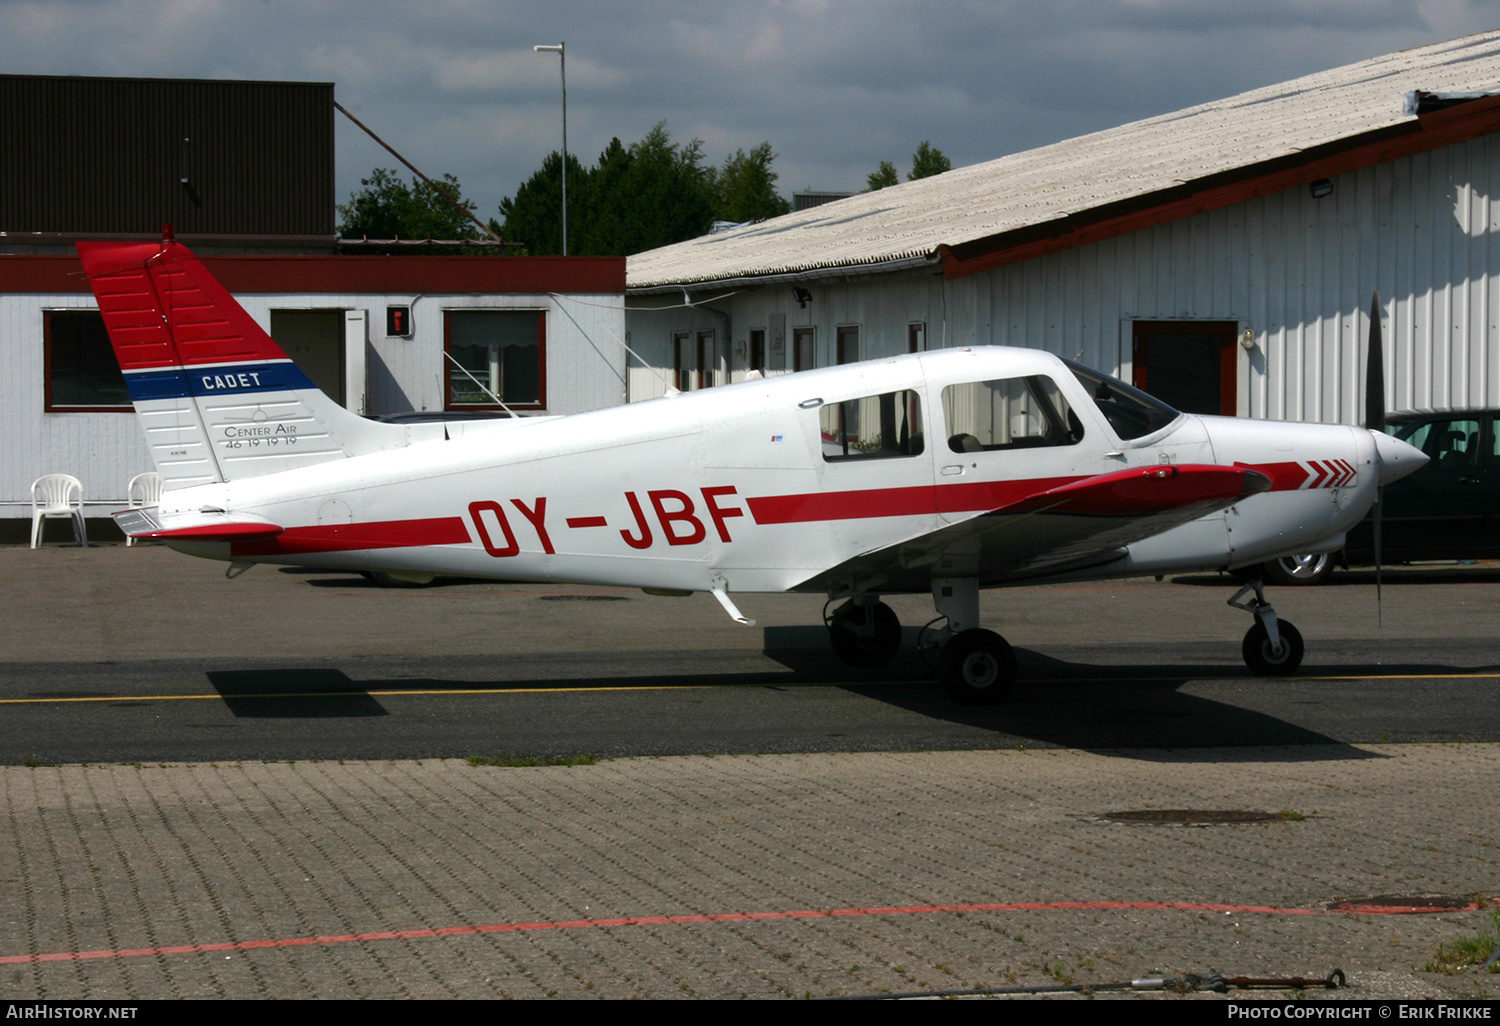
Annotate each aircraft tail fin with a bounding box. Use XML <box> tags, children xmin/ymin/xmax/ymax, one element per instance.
<box><xmin>77</xmin><ymin>235</ymin><xmax>401</xmax><ymax>488</ymax></box>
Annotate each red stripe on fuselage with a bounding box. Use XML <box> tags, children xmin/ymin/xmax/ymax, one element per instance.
<box><xmin>747</xmin><ymin>466</ymin><xmax>1264</xmax><ymax>526</ymax></box>
<box><xmin>229</xmin><ymin>516</ymin><xmax>471</xmax><ymax>556</ymax></box>
<box><xmin>746</xmin><ymin>477</ymin><xmax>1081</xmax><ymax>525</ymax></box>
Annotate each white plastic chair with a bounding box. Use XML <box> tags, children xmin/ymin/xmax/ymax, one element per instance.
<box><xmin>124</xmin><ymin>472</ymin><xmax>162</xmax><ymax>546</ymax></box>
<box><xmin>31</xmin><ymin>474</ymin><xmax>87</xmax><ymax>549</ymax></box>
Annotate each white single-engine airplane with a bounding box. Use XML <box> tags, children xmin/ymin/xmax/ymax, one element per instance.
<box><xmin>77</xmin><ymin>235</ymin><xmax>1426</xmax><ymax>702</ymax></box>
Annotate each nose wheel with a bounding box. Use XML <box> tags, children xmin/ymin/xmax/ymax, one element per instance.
<box><xmin>1242</xmin><ymin>620</ymin><xmax>1304</xmax><ymax>676</ymax></box>
<box><xmin>1229</xmin><ymin>579</ymin><xmax>1304</xmax><ymax>676</ymax></box>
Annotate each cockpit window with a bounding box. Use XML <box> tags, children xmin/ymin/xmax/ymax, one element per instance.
<box><xmin>1063</xmin><ymin>359</ymin><xmax>1180</xmax><ymax>440</ymax></box>
<box><xmin>941</xmin><ymin>376</ymin><xmax>1083</xmax><ymax>452</ymax></box>
<box><xmin>818</xmin><ymin>389</ymin><xmax>924</xmax><ymax>462</ymax></box>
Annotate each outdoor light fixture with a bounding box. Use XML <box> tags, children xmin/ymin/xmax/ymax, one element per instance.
<box><xmin>533</xmin><ymin>42</ymin><xmax>568</xmax><ymax>255</ymax></box>
<box><xmin>1309</xmin><ymin>178</ymin><xmax>1334</xmax><ymax>199</ymax></box>
<box><xmin>793</xmin><ymin>287</ymin><xmax>812</xmax><ymax>308</ymax></box>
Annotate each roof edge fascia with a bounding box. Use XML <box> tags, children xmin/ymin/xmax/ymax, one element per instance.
<box><xmin>626</xmin><ymin>252</ymin><xmax>939</xmax><ymax>296</ymax></box>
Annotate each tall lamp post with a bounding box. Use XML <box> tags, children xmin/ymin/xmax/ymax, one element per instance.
<box><xmin>532</xmin><ymin>42</ymin><xmax>567</xmax><ymax>256</ymax></box>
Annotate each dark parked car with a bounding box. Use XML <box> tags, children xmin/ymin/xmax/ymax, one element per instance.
<box><xmin>1261</xmin><ymin>410</ymin><xmax>1499</xmax><ymax>584</ymax></box>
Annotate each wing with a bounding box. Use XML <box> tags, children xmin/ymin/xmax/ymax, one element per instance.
<box><xmin>790</xmin><ymin>463</ymin><xmax>1271</xmax><ymax>594</ymax></box>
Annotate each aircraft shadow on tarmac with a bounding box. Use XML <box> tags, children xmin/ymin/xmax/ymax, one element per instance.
<box><xmin>196</xmin><ymin>626</ymin><xmax>1497</xmax><ymax>762</ymax></box>
<box><xmin>207</xmin><ymin>668</ymin><xmax>391</xmax><ymax>718</ymax></box>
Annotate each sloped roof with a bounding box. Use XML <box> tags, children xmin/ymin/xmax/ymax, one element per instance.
<box><xmin>627</xmin><ymin>31</ymin><xmax>1500</xmax><ymax>291</ymax></box>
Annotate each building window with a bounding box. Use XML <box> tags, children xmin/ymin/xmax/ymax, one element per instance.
<box><xmin>445</xmin><ymin>310</ymin><xmax>545</xmax><ymax>410</ymax></box>
<box><xmin>908</xmin><ymin>322</ymin><xmax>926</xmax><ymax>354</ymax></box>
<box><xmin>793</xmin><ymin>326</ymin><xmax>816</xmax><ymax>372</ymax></box>
<box><xmin>748</xmin><ymin>328</ymin><xmax>766</xmax><ymax>375</ymax></box>
<box><xmin>45</xmin><ymin>310</ymin><xmax>130</xmax><ymax>411</ymax></box>
<box><xmin>836</xmin><ymin>325</ymin><xmax>859</xmax><ymax>365</ymax></box>
<box><xmin>697</xmin><ymin>330</ymin><xmax>717</xmax><ymax>388</ymax></box>
<box><xmin>673</xmin><ymin>331</ymin><xmax>694</xmax><ymax>390</ymax></box>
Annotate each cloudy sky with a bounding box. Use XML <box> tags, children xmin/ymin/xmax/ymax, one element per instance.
<box><xmin>4</xmin><ymin>0</ymin><xmax>1500</xmax><ymax>224</ymax></box>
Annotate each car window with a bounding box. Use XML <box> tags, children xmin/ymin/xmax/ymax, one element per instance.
<box><xmin>1397</xmin><ymin>418</ymin><xmax>1481</xmax><ymax>468</ymax></box>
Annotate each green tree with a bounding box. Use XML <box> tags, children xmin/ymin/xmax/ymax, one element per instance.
<box><xmin>337</xmin><ymin>168</ymin><xmax>487</xmax><ymax>252</ymax></box>
<box><xmin>908</xmin><ymin>141</ymin><xmax>952</xmax><ymax>180</ymax></box>
<box><xmin>711</xmin><ymin>142</ymin><xmax>791</xmax><ymax>223</ymax></box>
<box><xmin>499</xmin><ymin>122</ymin><xmax>718</xmax><ymax>256</ymax></box>
<box><xmin>496</xmin><ymin>151</ymin><xmax>589</xmax><ymax>256</ymax></box>
<box><xmin>610</xmin><ymin>123</ymin><xmax>716</xmax><ymax>252</ymax></box>
<box><xmin>866</xmin><ymin>160</ymin><xmax>900</xmax><ymax>191</ymax></box>
<box><xmin>866</xmin><ymin>145</ymin><xmax>953</xmax><ymax>191</ymax></box>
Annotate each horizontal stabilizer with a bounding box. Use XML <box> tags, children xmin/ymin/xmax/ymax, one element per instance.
<box><xmin>113</xmin><ymin>507</ymin><xmax>284</xmax><ymax>542</ymax></box>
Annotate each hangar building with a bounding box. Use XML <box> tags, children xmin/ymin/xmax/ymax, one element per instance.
<box><xmin>625</xmin><ymin>32</ymin><xmax>1500</xmax><ymax>430</ymax></box>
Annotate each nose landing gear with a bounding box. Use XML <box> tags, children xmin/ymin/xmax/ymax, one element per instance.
<box><xmin>1229</xmin><ymin>579</ymin><xmax>1304</xmax><ymax>675</ymax></box>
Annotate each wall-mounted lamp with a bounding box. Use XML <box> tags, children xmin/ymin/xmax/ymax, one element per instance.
<box><xmin>1309</xmin><ymin>178</ymin><xmax>1334</xmax><ymax>199</ymax></box>
<box><xmin>792</xmin><ymin>287</ymin><xmax>812</xmax><ymax>308</ymax></box>
<box><xmin>1240</xmin><ymin>328</ymin><xmax>1256</xmax><ymax>351</ymax></box>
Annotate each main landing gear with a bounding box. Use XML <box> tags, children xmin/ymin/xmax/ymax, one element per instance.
<box><xmin>1228</xmin><ymin>578</ymin><xmax>1304</xmax><ymax>676</ymax></box>
<box><xmin>926</xmin><ymin>578</ymin><xmax>1016</xmax><ymax>704</ymax></box>
<box><xmin>824</xmin><ymin>573</ymin><xmax>1307</xmax><ymax>704</ymax></box>
<box><xmin>825</xmin><ymin>579</ymin><xmax>1019</xmax><ymax>705</ymax></box>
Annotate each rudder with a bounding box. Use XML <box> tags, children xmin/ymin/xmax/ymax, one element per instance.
<box><xmin>77</xmin><ymin>235</ymin><xmax>399</xmax><ymax>487</ymax></box>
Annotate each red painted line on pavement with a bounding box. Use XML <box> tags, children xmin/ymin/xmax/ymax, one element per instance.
<box><xmin>1</xmin><ymin>897</ymin><xmax>1470</xmax><ymax>966</ymax></box>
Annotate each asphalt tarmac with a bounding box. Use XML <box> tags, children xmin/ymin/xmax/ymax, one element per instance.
<box><xmin>2</xmin><ymin>543</ymin><xmax>1498</xmax><ymax>1001</ymax></box>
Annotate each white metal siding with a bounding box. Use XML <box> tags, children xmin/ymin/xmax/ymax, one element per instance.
<box><xmin>628</xmin><ymin>132</ymin><xmax>1500</xmax><ymax>427</ymax></box>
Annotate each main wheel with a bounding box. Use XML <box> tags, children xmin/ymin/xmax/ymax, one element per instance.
<box><xmin>938</xmin><ymin>628</ymin><xmax>1016</xmax><ymax>705</ymax></box>
<box><xmin>1242</xmin><ymin>619</ymin><xmax>1304</xmax><ymax>676</ymax></box>
<box><xmin>828</xmin><ymin>601</ymin><xmax>902</xmax><ymax>667</ymax></box>
<box><xmin>1261</xmin><ymin>553</ymin><xmax>1334</xmax><ymax>586</ymax></box>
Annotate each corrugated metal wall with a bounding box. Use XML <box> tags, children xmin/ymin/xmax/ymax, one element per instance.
<box><xmin>630</xmin><ymin>132</ymin><xmax>1500</xmax><ymax>425</ymax></box>
<box><xmin>0</xmin><ymin>75</ymin><xmax>334</xmax><ymax>236</ymax></box>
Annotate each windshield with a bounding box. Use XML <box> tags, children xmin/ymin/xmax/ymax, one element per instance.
<box><xmin>1063</xmin><ymin>359</ymin><xmax>1181</xmax><ymax>441</ymax></box>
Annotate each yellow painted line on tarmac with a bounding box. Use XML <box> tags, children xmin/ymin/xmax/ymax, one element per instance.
<box><xmin>0</xmin><ymin>684</ymin><xmax>715</xmax><ymax>705</ymax></box>
<box><xmin>4</xmin><ymin>670</ymin><xmax>1498</xmax><ymax>706</ymax></box>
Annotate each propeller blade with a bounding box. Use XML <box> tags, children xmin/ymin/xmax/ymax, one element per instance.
<box><xmin>1366</xmin><ymin>290</ymin><xmax>1385</xmax><ymax>622</ymax></box>
<box><xmin>1365</xmin><ymin>291</ymin><xmax>1385</xmax><ymax>432</ymax></box>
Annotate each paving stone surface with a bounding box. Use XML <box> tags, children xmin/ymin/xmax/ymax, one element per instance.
<box><xmin>2</xmin><ymin>744</ymin><xmax>1496</xmax><ymax>1000</ymax></box>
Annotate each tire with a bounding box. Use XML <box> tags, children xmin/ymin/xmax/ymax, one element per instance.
<box><xmin>1242</xmin><ymin>619</ymin><xmax>1304</xmax><ymax>676</ymax></box>
<box><xmin>938</xmin><ymin>628</ymin><xmax>1017</xmax><ymax>705</ymax></box>
<box><xmin>1260</xmin><ymin>553</ymin><xmax>1334</xmax><ymax>586</ymax></box>
<box><xmin>828</xmin><ymin>601</ymin><xmax>902</xmax><ymax>667</ymax></box>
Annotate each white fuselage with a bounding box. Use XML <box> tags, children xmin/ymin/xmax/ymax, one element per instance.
<box><xmin>152</xmin><ymin>348</ymin><xmax>1414</xmax><ymax>596</ymax></box>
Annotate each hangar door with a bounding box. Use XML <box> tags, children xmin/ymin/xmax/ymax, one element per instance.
<box><xmin>269</xmin><ymin>309</ymin><xmax>368</xmax><ymax>412</ymax></box>
<box><xmin>1131</xmin><ymin>321</ymin><xmax>1238</xmax><ymax>416</ymax></box>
